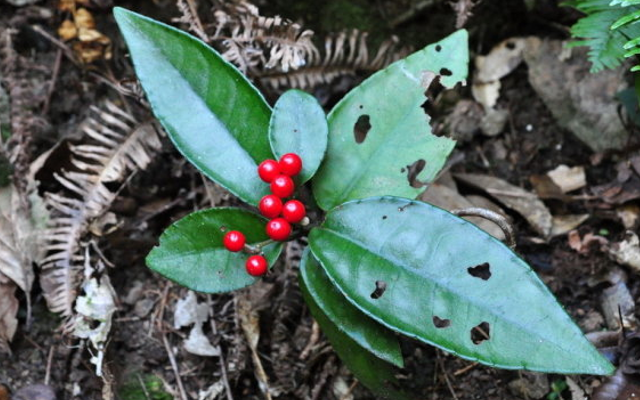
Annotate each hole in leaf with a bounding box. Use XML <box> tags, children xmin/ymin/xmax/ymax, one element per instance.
<box><xmin>432</xmin><ymin>316</ymin><xmax>450</xmax><ymax>328</ymax></box>
<box><xmin>471</xmin><ymin>322</ymin><xmax>491</xmax><ymax>344</ymax></box>
<box><xmin>370</xmin><ymin>280</ymin><xmax>387</xmax><ymax>299</ymax></box>
<box><xmin>440</xmin><ymin>67</ymin><xmax>452</xmax><ymax>76</ymax></box>
<box><xmin>382</xmin><ymin>215</ymin><xmax>387</xmax><ymax>220</ymax></box>
<box><xmin>506</xmin><ymin>41</ymin><xmax>516</xmax><ymax>50</ymax></box>
<box><xmin>294</xmin><ymin>129</ymin><xmax>298</xmax><ymax>132</ymax></box>
<box><xmin>220</xmin><ymin>226</ymin><xmax>227</xmax><ymax>232</ymax></box>
<box><xmin>359</xmin><ymin>104</ymin><xmax>364</xmax><ymax>109</ymax></box>
<box><xmin>467</xmin><ymin>263</ymin><xmax>491</xmax><ymax>280</ymax></box>
<box><xmin>406</xmin><ymin>159</ymin><xmax>427</xmax><ymax>188</ymax></box>
<box><xmin>354</xmin><ymin>115</ymin><xmax>371</xmax><ymax>144</ymax></box>
<box><xmin>421</xmin><ymin>75</ymin><xmax>444</xmax><ymax>119</ymax></box>
<box><xmin>435</xmin><ymin>45</ymin><xmax>442</xmax><ymax>52</ymax></box>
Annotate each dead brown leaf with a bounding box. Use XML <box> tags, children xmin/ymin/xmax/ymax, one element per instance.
<box><xmin>0</xmin><ymin>274</ymin><xmax>18</xmax><ymax>354</ymax></box>
<box><xmin>546</xmin><ymin>165</ymin><xmax>586</xmax><ymax>193</ymax></box>
<box><xmin>454</xmin><ymin>173</ymin><xmax>553</xmax><ymax>237</ymax></box>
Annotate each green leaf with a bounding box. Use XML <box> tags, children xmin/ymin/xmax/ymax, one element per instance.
<box><xmin>147</xmin><ymin>208</ymin><xmax>282</xmax><ymax>293</ymax></box>
<box><xmin>269</xmin><ymin>90</ymin><xmax>328</xmax><ymax>183</ymax></box>
<box><xmin>299</xmin><ymin>248</ymin><xmax>404</xmax><ymax>368</ymax></box>
<box><xmin>312</xmin><ymin>30</ymin><xmax>468</xmax><ymax>210</ymax></box>
<box><xmin>114</xmin><ymin>8</ymin><xmax>273</xmax><ymax>206</ymax></box>
<box><xmin>300</xmin><ymin>256</ymin><xmax>411</xmax><ymax>400</ymax></box>
<box><xmin>308</xmin><ymin>197</ymin><xmax>614</xmax><ymax>375</ymax></box>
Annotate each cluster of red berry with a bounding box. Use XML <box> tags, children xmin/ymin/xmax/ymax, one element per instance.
<box><xmin>222</xmin><ymin>153</ymin><xmax>307</xmax><ymax>277</ymax></box>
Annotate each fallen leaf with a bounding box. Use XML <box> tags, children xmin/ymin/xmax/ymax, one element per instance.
<box><xmin>173</xmin><ymin>291</ymin><xmax>219</xmax><ymax>357</ymax></box>
<box><xmin>617</xmin><ymin>204</ymin><xmax>640</xmax><ymax>229</ymax></box>
<box><xmin>547</xmin><ymin>165</ymin><xmax>586</xmax><ymax>193</ymax></box>
<box><xmin>610</xmin><ymin>232</ymin><xmax>640</xmax><ymax>273</ymax></box>
<box><xmin>471</xmin><ymin>80</ymin><xmax>501</xmax><ymax>109</ymax></box>
<box><xmin>0</xmin><ymin>274</ymin><xmax>18</xmax><ymax>354</ymax></box>
<box><xmin>601</xmin><ymin>281</ymin><xmax>637</xmax><ymax>330</ymax></box>
<box><xmin>421</xmin><ymin>183</ymin><xmax>506</xmax><ymax>240</ymax></box>
<box><xmin>57</xmin><ymin>19</ymin><xmax>77</xmax><ymax>41</ymax></box>
<box><xmin>551</xmin><ymin>214</ymin><xmax>589</xmax><ymax>237</ymax></box>
<box><xmin>454</xmin><ymin>173</ymin><xmax>553</xmax><ymax>237</ymax></box>
<box><xmin>530</xmin><ymin>174</ymin><xmax>567</xmax><ymax>200</ymax></box>
<box><xmin>475</xmin><ymin>38</ymin><xmax>527</xmax><ymax>83</ymax></box>
<box><xmin>568</xmin><ymin>230</ymin><xmax>608</xmax><ymax>254</ymax></box>
<box><xmin>12</xmin><ymin>384</ymin><xmax>57</xmax><ymax>400</ymax></box>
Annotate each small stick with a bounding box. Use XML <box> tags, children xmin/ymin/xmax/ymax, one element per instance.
<box><xmin>31</xmin><ymin>25</ymin><xmax>79</xmax><ymax>65</ymax></box>
<box><xmin>158</xmin><ymin>285</ymin><xmax>188</xmax><ymax>400</ymax></box>
<box><xmin>339</xmin><ymin>380</ymin><xmax>359</xmax><ymax>400</ymax></box>
<box><xmin>206</xmin><ymin>295</ymin><xmax>234</xmax><ymax>400</ymax></box>
<box><xmin>452</xmin><ymin>362</ymin><xmax>478</xmax><ymax>376</ymax></box>
<box><xmin>44</xmin><ymin>345</ymin><xmax>55</xmax><ymax>385</ymax></box>
<box><xmin>436</xmin><ymin>351</ymin><xmax>459</xmax><ymax>400</ymax></box>
<box><xmin>389</xmin><ymin>0</ymin><xmax>439</xmax><ymax>28</ymax></box>
<box><xmin>451</xmin><ymin>207</ymin><xmax>516</xmax><ymax>249</ymax></box>
<box><xmin>42</xmin><ymin>49</ymin><xmax>62</xmax><ymax>115</ymax></box>
<box><xmin>299</xmin><ymin>321</ymin><xmax>321</xmax><ymax>360</ymax></box>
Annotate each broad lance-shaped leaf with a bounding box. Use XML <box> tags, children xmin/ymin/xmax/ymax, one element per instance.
<box><xmin>312</xmin><ymin>30</ymin><xmax>468</xmax><ymax>210</ymax></box>
<box><xmin>147</xmin><ymin>208</ymin><xmax>282</xmax><ymax>293</ymax></box>
<box><xmin>269</xmin><ymin>90</ymin><xmax>328</xmax><ymax>184</ymax></box>
<box><xmin>300</xmin><ymin>258</ymin><xmax>411</xmax><ymax>400</ymax></box>
<box><xmin>299</xmin><ymin>248</ymin><xmax>403</xmax><ymax>368</ymax></box>
<box><xmin>309</xmin><ymin>197</ymin><xmax>614</xmax><ymax>374</ymax></box>
<box><xmin>114</xmin><ymin>8</ymin><xmax>273</xmax><ymax>206</ymax></box>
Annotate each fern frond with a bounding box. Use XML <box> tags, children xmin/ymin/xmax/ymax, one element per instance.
<box><xmin>258</xmin><ymin>30</ymin><xmax>411</xmax><ymax>90</ymax></box>
<box><xmin>567</xmin><ymin>0</ymin><xmax>640</xmax><ymax>71</ymax></box>
<box><xmin>41</xmin><ymin>101</ymin><xmax>161</xmax><ymax>316</ymax></box>
<box><xmin>176</xmin><ymin>0</ymin><xmax>411</xmax><ymax>91</ymax></box>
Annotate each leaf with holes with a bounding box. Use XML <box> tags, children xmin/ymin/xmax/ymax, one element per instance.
<box><xmin>300</xmin><ymin>257</ymin><xmax>410</xmax><ymax>400</ymax></box>
<box><xmin>299</xmin><ymin>248</ymin><xmax>404</xmax><ymax>367</ymax></box>
<box><xmin>114</xmin><ymin>8</ymin><xmax>273</xmax><ymax>206</ymax></box>
<box><xmin>312</xmin><ymin>31</ymin><xmax>468</xmax><ymax>210</ymax></box>
<box><xmin>308</xmin><ymin>197</ymin><xmax>614</xmax><ymax>374</ymax></box>
<box><xmin>269</xmin><ymin>89</ymin><xmax>328</xmax><ymax>183</ymax></box>
<box><xmin>147</xmin><ymin>208</ymin><xmax>282</xmax><ymax>293</ymax></box>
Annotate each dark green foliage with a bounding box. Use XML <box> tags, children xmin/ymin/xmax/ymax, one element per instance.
<box><xmin>566</xmin><ymin>0</ymin><xmax>640</xmax><ymax>71</ymax></box>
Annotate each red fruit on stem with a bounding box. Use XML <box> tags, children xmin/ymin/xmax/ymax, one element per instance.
<box><xmin>259</xmin><ymin>195</ymin><xmax>283</xmax><ymax>219</ymax></box>
<box><xmin>223</xmin><ymin>231</ymin><xmax>245</xmax><ymax>252</ymax></box>
<box><xmin>270</xmin><ymin>175</ymin><xmax>295</xmax><ymax>198</ymax></box>
<box><xmin>258</xmin><ymin>159</ymin><xmax>280</xmax><ymax>183</ymax></box>
<box><xmin>282</xmin><ymin>200</ymin><xmax>306</xmax><ymax>223</ymax></box>
<box><xmin>279</xmin><ymin>153</ymin><xmax>303</xmax><ymax>176</ymax></box>
<box><xmin>246</xmin><ymin>255</ymin><xmax>268</xmax><ymax>276</ymax></box>
<box><xmin>266</xmin><ymin>218</ymin><xmax>291</xmax><ymax>241</ymax></box>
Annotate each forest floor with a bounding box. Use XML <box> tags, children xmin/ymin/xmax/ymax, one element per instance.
<box><xmin>1</xmin><ymin>0</ymin><xmax>639</xmax><ymax>399</ymax></box>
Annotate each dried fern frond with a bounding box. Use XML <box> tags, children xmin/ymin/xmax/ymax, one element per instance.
<box><xmin>41</xmin><ymin>101</ymin><xmax>162</xmax><ymax>316</ymax></box>
<box><xmin>175</xmin><ymin>0</ymin><xmax>411</xmax><ymax>91</ymax></box>
<box><xmin>258</xmin><ymin>30</ymin><xmax>411</xmax><ymax>90</ymax></box>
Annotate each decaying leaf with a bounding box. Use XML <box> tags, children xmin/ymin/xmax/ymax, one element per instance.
<box><xmin>550</xmin><ymin>214</ymin><xmax>589</xmax><ymax>237</ymax></box>
<box><xmin>173</xmin><ymin>291</ymin><xmax>220</xmax><ymax>357</ymax></box>
<box><xmin>421</xmin><ymin>183</ymin><xmax>506</xmax><ymax>241</ymax></box>
<box><xmin>610</xmin><ymin>231</ymin><xmax>640</xmax><ymax>273</ymax></box>
<box><xmin>41</xmin><ymin>101</ymin><xmax>161</xmax><ymax>316</ymax></box>
<box><xmin>547</xmin><ymin>164</ymin><xmax>586</xmax><ymax>193</ymax></box>
<box><xmin>600</xmin><ymin>281</ymin><xmax>637</xmax><ymax>330</ymax></box>
<box><xmin>57</xmin><ymin>6</ymin><xmax>112</xmax><ymax>63</ymax></box>
<box><xmin>454</xmin><ymin>173</ymin><xmax>553</xmax><ymax>237</ymax></box>
<box><xmin>72</xmin><ymin>260</ymin><xmax>117</xmax><ymax>377</ymax></box>
<box><xmin>568</xmin><ymin>230</ymin><xmax>608</xmax><ymax>254</ymax></box>
<box><xmin>0</xmin><ymin>273</ymin><xmax>18</xmax><ymax>354</ymax></box>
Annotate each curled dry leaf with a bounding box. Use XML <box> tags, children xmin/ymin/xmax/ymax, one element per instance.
<box><xmin>609</xmin><ymin>232</ymin><xmax>640</xmax><ymax>273</ymax></box>
<box><xmin>173</xmin><ymin>291</ymin><xmax>220</xmax><ymax>357</ymax></box>
<box><xmin>454</xmin><ymin>173</ymin><xmax>553</xmax><ymax>238</ymax></box>
<box><xmin>72</xmin><ymin>261</ymin><xmax>117</xmax><ymax>377</ymax></box>
<box><xmin>57</xmin><ymin>6</ymin><xmax>112</xmax><ymax>63</ymax></box>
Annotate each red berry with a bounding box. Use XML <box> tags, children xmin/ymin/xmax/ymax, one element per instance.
<box><xmin>223</xmin><ymin>231</ymin><xmax>245</xmax><ymax>252</ymax></box>
<box><xmin>282</xmin><ymin>200</ymin><xmax>306</xmax><ymax>223</ymax></box>
<box><xmin>258</xmin><ymin>159</ymin><xmax>280</xmax><ymax>183</ymax></box>
<box><xmin>279</xmin><ymin>153</ymin><xmax>303</xmax><ymax>176</ymax></box>
<box><xmin>270</xmin><ymin>175</ymin><xmax>295</xmax><ymax>198</ymax></box>
<box><xmin>246</xmin><ymin>255</ymin><xmax>268</xmax><ymax>276</ymax></box>
<box><xmin>259</xmin><ymin>195</ymin><xmax>283</xmax><ymax>219</ymax></box>
<box><xmin>266</xmin><ymin>218</ymin><xmax>291</xmax><ymax>241</ymax></box>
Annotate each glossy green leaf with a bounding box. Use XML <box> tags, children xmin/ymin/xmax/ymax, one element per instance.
<box><xmin>312</xmin><ymin>30</ymin><xmax>468</xmax><ymax>210</ymax></box>
<box><xmin>300</xmin><ymin>257</ymin><xmax>411</xmax><ymax>400</ymax></box>
<box><xmin>147</xmin><ymin>208</ymin><xmax>282</xmax><ymax>293</ymax></box>
<box><xmin>299</xmin><ymin>248</ymin><xmax>404</xmax><ymax>368</ymax></box>
<box><xmin>309</xmin><ymin>197</ymin><xmax>614</xmax><ymax>375</ymax></box>
<box><xmin>114</xmin><ymin>8</ymin><xmax>273</xmax><ymax>206</ymax></box>
<box><xmin>269</xmin><ymin>90</ymin><xmax>328</xmax><ymax>183</ymax></box>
